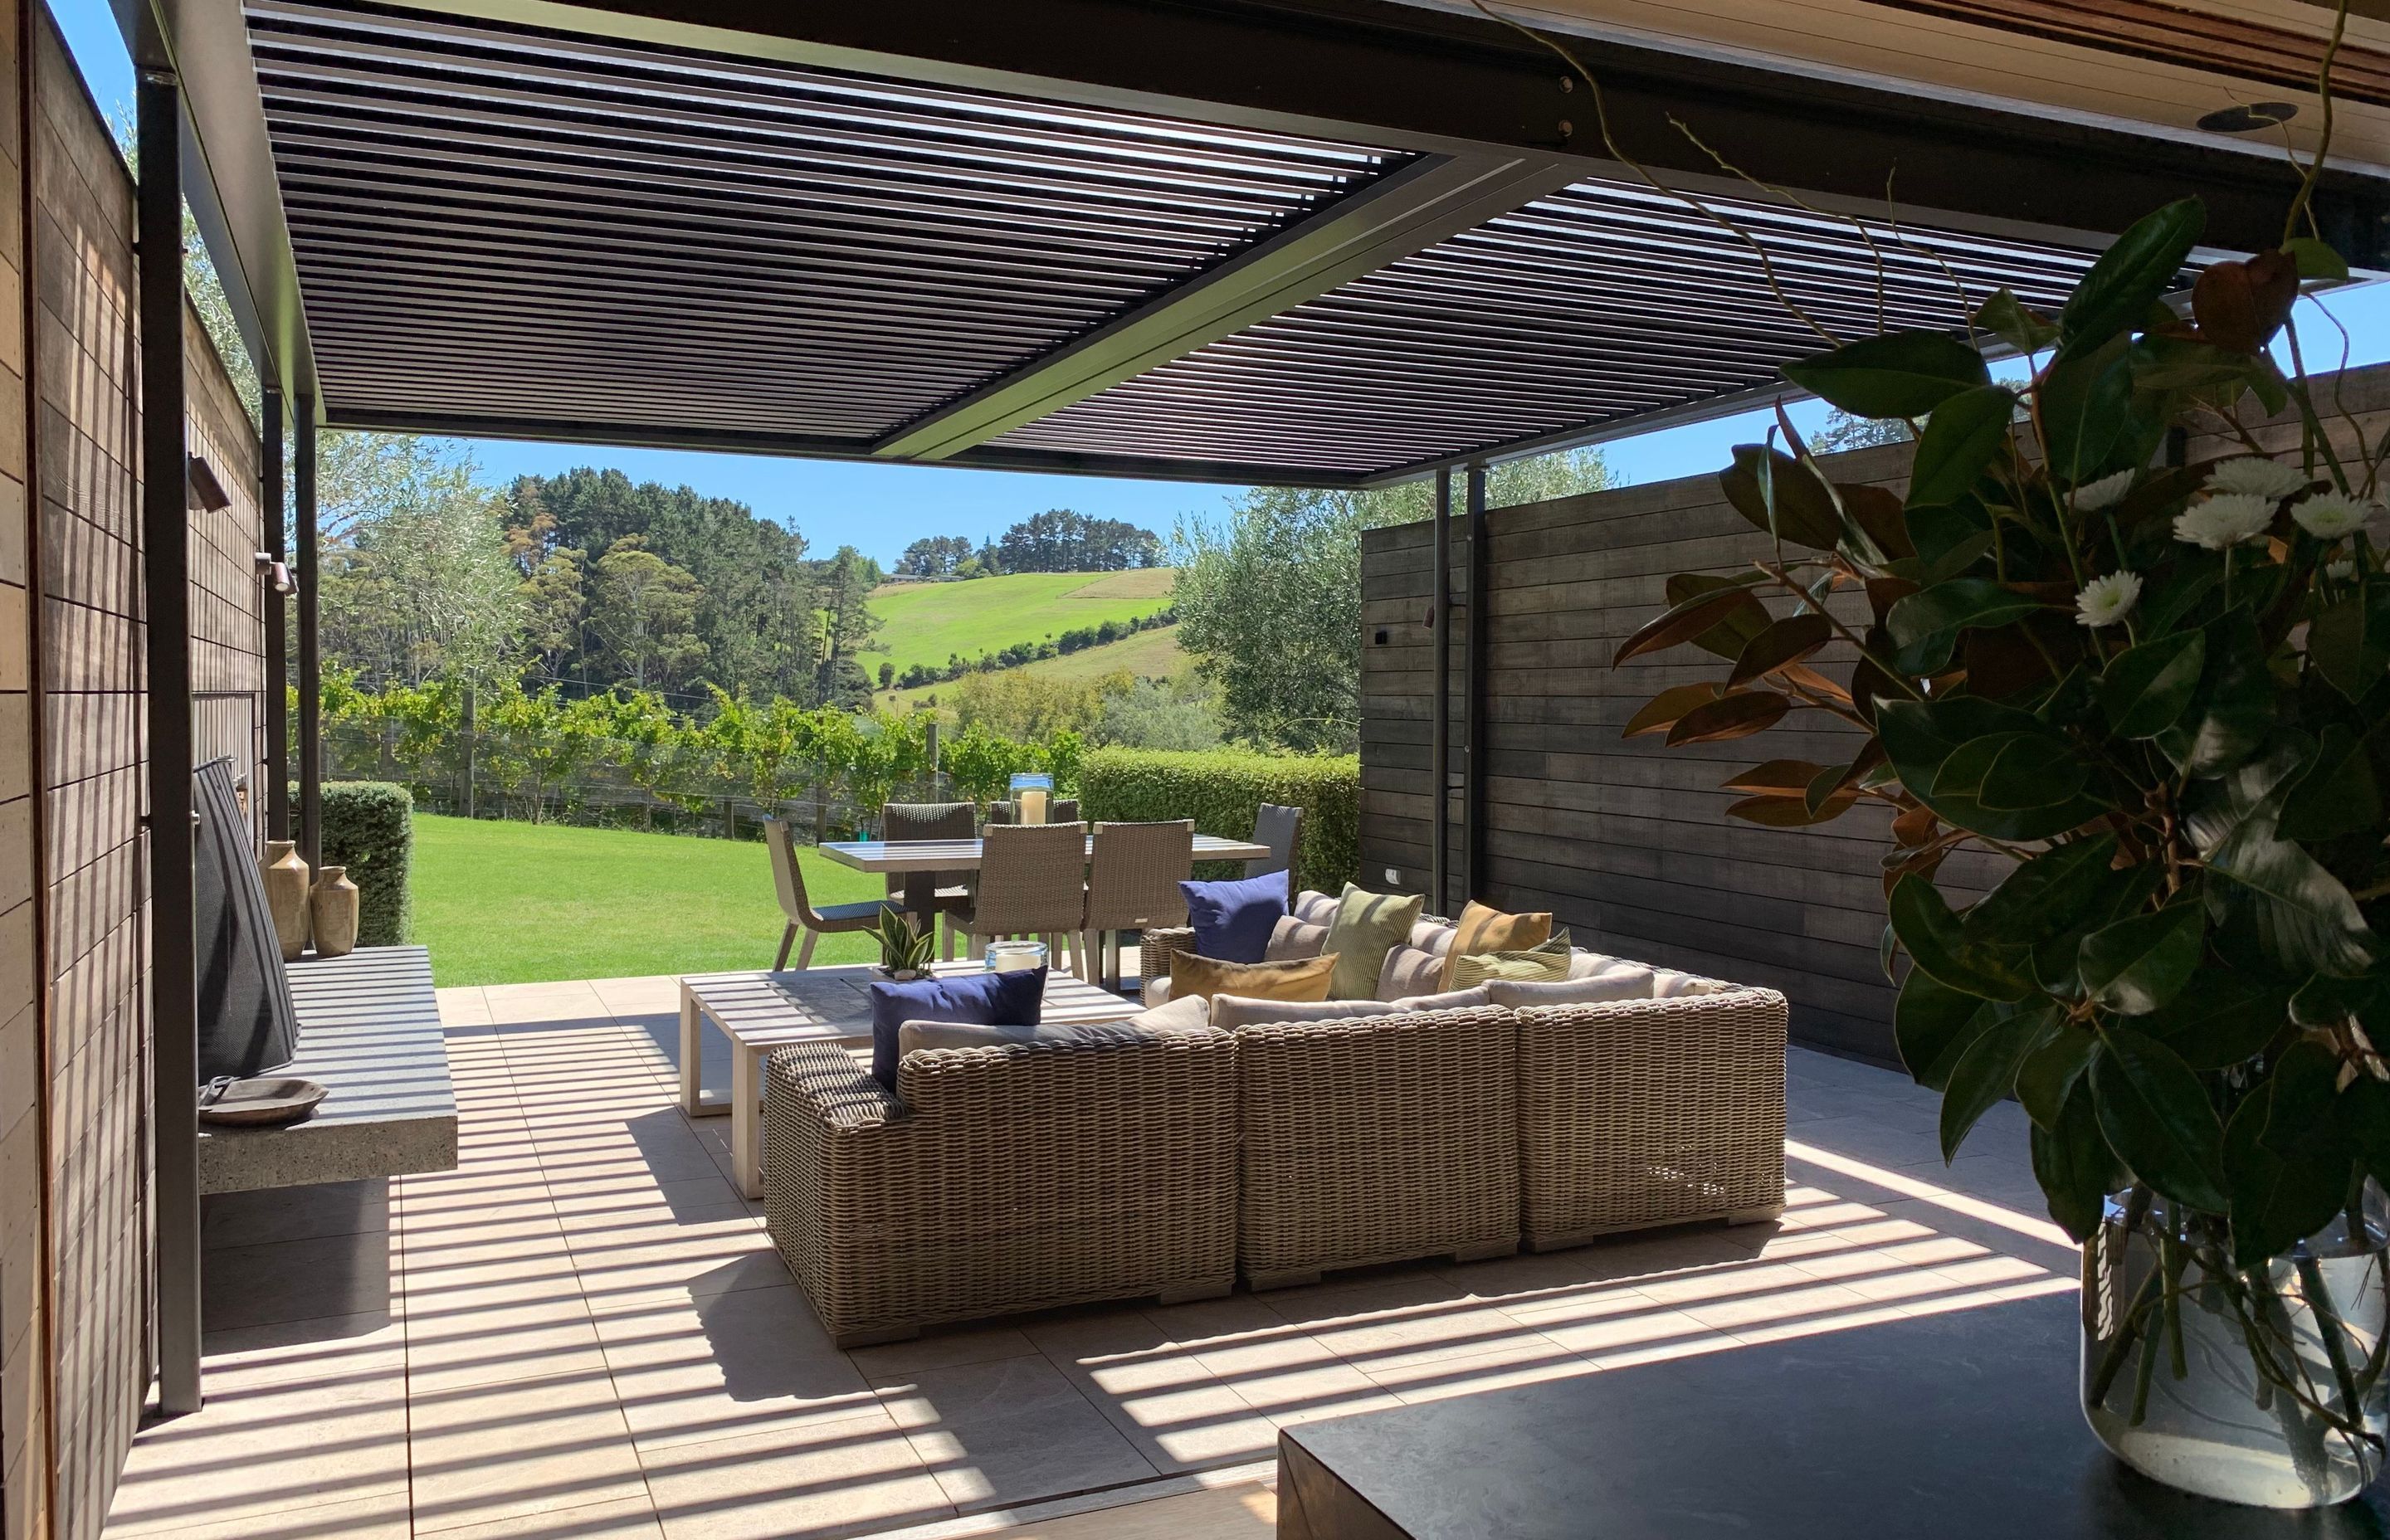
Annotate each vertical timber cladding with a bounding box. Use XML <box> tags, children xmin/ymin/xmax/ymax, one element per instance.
<box><xmin>182</xmin><ymin>304</ymin><xmax>263</xmax><ymax>836</ymax></box>
<box><xmin>0</xmin><ymin>0</ymin><xmax>41</xmax><ymax>1536</ymax></box>
<box><xmin>1361</xmin><ymin>438</ymin><xmax>2003</xmax><ymax>1064</ymax></box>
<box><xmin>32</xmin><ymin>7</ymin><xmax>147</xmax><ymax>1535</ymax></box>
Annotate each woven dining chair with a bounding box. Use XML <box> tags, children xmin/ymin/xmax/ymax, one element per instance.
<box><xmin>1246</xmin><ymin>803</ymin><xmax>1304</xmax><ymax>881</ymax></box>
<box><xmin>764</xmin><ymin>819</ymin><xmax>897</xmax><ymax>970</ymax></box>
<box><xmin>1082</xmin><ymin>820</ymin><xmax>1194</xmax><ymax>991</ymax></box>
<box><xmin>950</xmin><ymin>821</ymin><xmax>1088</xmax><ymax>965</ymax></box>
<box><xmin>882</xmin><ymin>801</ymin><xmax>976</xmax><ymax>958</ymax></box>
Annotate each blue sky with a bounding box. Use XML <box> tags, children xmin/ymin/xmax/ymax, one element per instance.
<box><xmin>54</xmin><ymin>0</ymin><xmax>2390</xmax><ymax>563</ymax></box>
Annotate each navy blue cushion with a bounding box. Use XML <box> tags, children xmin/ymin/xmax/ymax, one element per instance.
<box><xmin>870</xmin><ymin>967</ymin><xmax>1046</xmax><ymax>1089</ymax></box>
<box><xmin>1179</xmin><ymin>870</ymin><xmax>1288</xmax><ymax>965</ymax></box>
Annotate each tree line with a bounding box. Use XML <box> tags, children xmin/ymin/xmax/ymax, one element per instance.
<box><xmin>895</xmin><ymin>508</ymin><xmax>1162</xmax><ymax>577</ymax></box>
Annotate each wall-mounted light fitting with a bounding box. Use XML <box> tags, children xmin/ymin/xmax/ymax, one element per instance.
<box><xmin>186</xmin><ymin>453</ymin><xmax>232</xmax><ymax>511</ymax></box>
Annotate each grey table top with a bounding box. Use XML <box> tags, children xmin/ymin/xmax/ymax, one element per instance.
<box><xmin>198</xmin><ymin>945</ymin><xmax>459</xmax><ymax>1196</ymax></box>
<box><xmin>818</xmin><ymin>833</ymin><xmax>1271</xmax><ymax>872</ymax></box>
<box><xmin>1278</xmin><ymin>1292</ymin><xmax>2390</xmax><ymax>1538</ymax></box>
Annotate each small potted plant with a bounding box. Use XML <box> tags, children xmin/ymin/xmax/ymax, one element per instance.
<box><xmin>870</xmin><ymin>906</ymin><xmax>936</xmax><ymax>982</ymax></box>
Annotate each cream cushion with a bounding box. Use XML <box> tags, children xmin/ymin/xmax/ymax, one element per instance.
<box><xmin>1389</xmin><ymin>984</ymin><xmax>1493</xmax><ymax>1012</ymax></box>
<box><xmin>897</xmin><ymin>1016</ymin><xmax>1207</xmax><ymax>1055</ymax></box>
<box><xmin>1565</xmin><ymin>950</ymin><xmax>1622</xmax><ymax>979</ymax></box>
<box><xmin>1293</xmin><ymin>889</ymin><xmax>1339</xmax><ymax>925</ymax></box>
<box><xmin>1267</xmin><ymin>914</ymin><xmax>1331</xmax><ymax>961</ymax></box>
<box><xmin>1651</xmin><ymin>969</ymin><xmax>1726</xmax><ymax>997</ymax></box>
<box><xmin>1209</xmin><ymin>994</ymin><xmax>1397</xmax><ymax>1031</ymax></box>
<box><xmin>1145</xmin><ymin>975</ymin><xmax>1175</xmax><ymax>1006</ymax></box>
<box><xmin>1376</xmin><ymin>945</ymin><xmax>1445</xmax><ymax>1001</ymax></box>
<box><xmin>1486</xmin><ymin>971</ymin><xmax>1653</xmax><ymax>1008</ymax></box>
<box><xmin>1129</xmin><ymin>992</ymin><xmax>1215</xmax><ymax>1032</ymax></box>
<box><xmin>1407</xmin><ymin>921</ymin><xmax>1459</xmax><ymax>957</ymax></box>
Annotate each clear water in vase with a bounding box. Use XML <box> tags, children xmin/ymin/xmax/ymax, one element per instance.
<box><xmin>2080</xmin><ymin>1192</ymin><xmax>2390</xmax><ymax>1508</ymax></box>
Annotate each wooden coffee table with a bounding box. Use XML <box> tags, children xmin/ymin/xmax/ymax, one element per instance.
<box><xmin>679</xmin><ymin>961</ymin><xmax>1139</xmax><ymax>1197</ymax></box>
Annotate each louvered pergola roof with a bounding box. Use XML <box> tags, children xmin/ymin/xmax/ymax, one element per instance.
<box><xmin>134</xmin><ymin>0</ymin><xmax>2390</xmax><ymax>485</ymax></box>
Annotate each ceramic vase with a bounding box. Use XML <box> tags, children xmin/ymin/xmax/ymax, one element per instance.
<box><xmin>310</xmin><ymin>866</ymin><xmax>360</xmax><ymax>958</ymax></box>
<box><xmin>261</xmin><ymin>840</ymin><xmax>310</xmax><ymax>962</ymax></box>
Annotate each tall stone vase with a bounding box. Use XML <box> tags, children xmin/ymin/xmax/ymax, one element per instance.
<box><xmin>310</xmin><ymin>866</ymin><xmax>360</xmax><ymax>959</ymax></box>
<box><xmin>261</xmin><ymin>840</ymin><xmax>310</xmax><ymax>962</ymax></box>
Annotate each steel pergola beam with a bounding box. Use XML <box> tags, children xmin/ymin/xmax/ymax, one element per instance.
<box><xmin>873</xmin><ymin>152</ymin><xmax>1580</xmax><ymax>460</ymax></box>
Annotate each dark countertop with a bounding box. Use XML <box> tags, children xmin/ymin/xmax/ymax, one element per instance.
<box><xmin>1280</xmin><ymin>1293</ymin><xmax>2390</xmax><ymax>1539</ymax></box>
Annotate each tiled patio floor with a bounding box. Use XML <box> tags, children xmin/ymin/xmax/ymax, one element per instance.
<box><xmin>104</xmin><ymin>975</ymin><xmax>2079</xmax><ymax>1540</ymax></box>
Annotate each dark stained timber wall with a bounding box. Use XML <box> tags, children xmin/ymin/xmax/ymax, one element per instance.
<box><xmin>1359</xmin><ymin>367</ymin><xmax>2390</xmax><ymax>1065</ymax></box>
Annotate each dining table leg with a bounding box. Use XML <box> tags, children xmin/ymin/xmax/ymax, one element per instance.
<box><xmin>901</xmin><ymin>871</ymin><xmax>937</xmax><ymax>934</ymax></box>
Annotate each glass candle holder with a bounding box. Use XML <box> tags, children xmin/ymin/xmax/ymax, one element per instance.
<box><xmin>984</xmin><ymin>940</ymin><xmax>1047</xmax><ymax>973</ymax></box>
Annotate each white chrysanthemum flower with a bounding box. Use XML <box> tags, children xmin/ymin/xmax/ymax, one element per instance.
<box><xmin>2074</xmin><ymin>572</ymin><xmax>2142</xmax><ymax>628</ymax></box>
<box><xmin>2328</xmin><ymin>558</ymin><xmax>2358</xmax><ymax>582</ymax></box>
<box><xmin>2292</xmin><ymin>490</ymin><xmax>2375</xmax><ymax>541</ymax></box>
<box><xmin>2071</xmin><ymin>470</ymin><xmax>2135</xmax><ymax>511</ymax></box>
<box><xmin>2173</xmin><ymin>493</ymin><xmax>2276</xmax><ymax>550</ymax></box>
<box><xmin>2203</xmin><ymin>457</ymin><xmax>2308</xmax><ymax>500</ymax></box>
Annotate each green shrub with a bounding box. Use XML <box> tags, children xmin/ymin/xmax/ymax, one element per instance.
<box><xmin>1078</xmin><ymin>748</ymin><xmax>1358</xmax><ymax>894</ymax></box>
<box><xmin>317</xmin><ymin>782</ymin><xmax>415</xmax><ymax>946</ymax></box>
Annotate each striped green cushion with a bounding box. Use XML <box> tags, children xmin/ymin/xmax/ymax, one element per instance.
<box><xmin>1447</xmin><ymin>933</ymin><xmax>1574</xmax><ymax>990</ymax></box>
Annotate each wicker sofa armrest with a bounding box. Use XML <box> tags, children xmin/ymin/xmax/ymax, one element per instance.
<box><xmin>1514</xmin><ymin>986</ymin><xmax>1788</xmax><ymax>1250</ymax></box>
<box><xmin>1234</xmin><ymin>1005</ymin><xmax>1519</xmax><ymax>1287</ymax></box>
<box><xmin>1139</xmin><ymin>926</ymin><xmax>1196</xmax><ymax>992</ymax></box>
<box><xmin>763</xmin><ymin>1032</ymin><xmax>1238</xmax><ymax>1345</ymax></box>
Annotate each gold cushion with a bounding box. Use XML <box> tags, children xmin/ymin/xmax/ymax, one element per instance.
<box><xmin>1447</xmin><ymin>935</ymin><xmax>1575</xmax><ymax>990</ymax></box>
<box><xmin>1440</xmin><ymin>901</ymin><xmax>1555</xmax><ymax>990</ymax></box>
<box><xmin>1169</xmin><ymin>950</ymin><xmax>1339</xmax><ymax>1003</ymax></box>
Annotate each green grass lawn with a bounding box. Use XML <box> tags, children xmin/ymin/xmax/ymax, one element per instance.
<box><xmin>861</xmin><ymin>569</ymin><xmax>1175</xmax><ymax>677</ymax></box>
<box><xmin>412</xmin><ymin>813</ymin><xmax>891</xmax><ymax>986</ymax></box>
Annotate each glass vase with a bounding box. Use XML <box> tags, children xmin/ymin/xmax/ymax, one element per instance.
<box><xmin>2080</xmin><ymin>1189</ymin><xmax>2390</xmax><ymax>1508</ymax></box>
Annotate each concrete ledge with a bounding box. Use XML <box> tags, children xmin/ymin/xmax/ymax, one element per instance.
<box><xmin>198</xmin><ymin>945</ymin><xmax>459</xmax><ymax>1195</ymax></box>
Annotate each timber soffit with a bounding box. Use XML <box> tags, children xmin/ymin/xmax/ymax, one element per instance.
<box><xmin>145</xmin><ymin>0</ymin><xmax>2390</xmax><ymax>484</ymax></box>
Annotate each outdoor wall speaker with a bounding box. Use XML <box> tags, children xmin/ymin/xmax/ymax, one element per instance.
<box><xmin>193</xmin><ymin>758</ymin><xmax>300</xmax><ymax>1082</ymax></box>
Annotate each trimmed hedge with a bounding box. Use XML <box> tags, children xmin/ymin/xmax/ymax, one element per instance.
<box><xmin>1078</xmin><ymin>748</ymin><xmax>1358</xmax><ymax>894</ymax></box>
<box><xmin>318</xmin><ymin>781</ymin><xmax>415</xmax><ymax>946</ymax></box>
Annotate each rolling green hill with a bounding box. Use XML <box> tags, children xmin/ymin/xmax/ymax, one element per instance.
<box><xmin>861</xmin><ymin>569</ymin><xmax>1176</xmax><ymax>679</ymax></box>
<box><xmin>882</xmin><ymin>622</ymin><xmax>1187</xmax><ymax>709</ymax></box>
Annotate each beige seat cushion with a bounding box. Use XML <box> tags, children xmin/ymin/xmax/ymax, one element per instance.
<box><xmin>896</xmin><ymin>1014</ymin><xmax>1212</xmax><ymax>1056</ymax></box>
<box><xmin>1377</xmin><ymin>945</ymin><xmax>1446</xmax><ymax>1001</ymax></box>
<box><xmin>1389</xmin><ymin>984</ymin><xmax>1493</xmax><ymax>1012</ymax></box>
<box><xmin>1651</xmin><ymin>968</ymin><xmax>1726</xmax><ymax>997</ymax></box>
<box><xmin>1145</xmin><ymin>974</ymin><xmax>1175</xmax><ymax>1006</ymax></box>
<box><xmin>1128</xmin><ymin>992</ymin><xmax>1215</xmax><ymax>1032</ymax></box>
<box><xmin>1267</xmin><ymin>914</ymin><xmax>1331</xmax><ymax>961</ymax></box>
<box><xmin>1565</xmin><ymin>949</ymin><xmax>1624</xmax><ymax>979</ymax></box>
<box><xmin>1293</xmin><ymin>889</ymin><xmax>1339</xmax><ymax>926</ymax></box>
<box><xmin>1170</xmin><ymin>950</ymin><xmax>1339</xmax><ymax>1003</ymax></box>
<box><xmin>1208</xmin><ymin>994</ymin><xmax>1397</xmax><ymax>1031</ymax></box>
<box><xmin>1407</xmin><ymin>921</ymin><xmax>1459</xmax><ymax>958</ymax></box>
<box><xmin>1486</xmin><ymin>969</ymin><xmax>1653</xmax><ymax>1007</ymax></box>
<box><xmin>1439</xmin><ymin>901</ymin><xmax>1554</xmax><ymax>990</ymax></box>
<box><xmin>1322</xmin><ymin>884</ymin><xmax>1425</xmax><ymax>1001</ymax></box>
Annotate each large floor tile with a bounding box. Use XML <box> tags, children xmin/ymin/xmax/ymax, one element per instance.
<box><xmin>591</xmin><ymin>1285</ymin><xmax>888</xmax><ymax>1451</ymax></box>
<box><xmin>427</xmin><ymin>1494</ymin><xmax>668</xmax><ymax>1540</ymax></box>
<box><xmin>406</xmin><ymin>1369</ymin><xmax>651</xmax><ymax>1535</ymax></box>
<box><xmin>880</xmin><ymin>1352</ymin><xmax>1159</xmax><ymax>1510</ymax></box>
<box><xmin>638</xmin><ymin>1421</ymin><xmax>954</xmax><ymax>1540</ymax></box>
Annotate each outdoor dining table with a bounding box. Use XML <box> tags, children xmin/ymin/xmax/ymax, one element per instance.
<box><xmin>818</xmin><ymin>831</ymin><xmax>1275</xmax><ymax>924</ymax></box>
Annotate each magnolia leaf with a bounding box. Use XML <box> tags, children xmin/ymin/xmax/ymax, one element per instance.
<box><xmin>2015</xmin><ymin>1023</ymin><xmax>2099</xmax><ymax>1130</ymax></box>
<box><xmin>2039</xmin><ymin>337</ymin><xmax>2135</xmax><ymax>484</ymax></box>
<box><xmin>1885</xmin><ymin>578</ymin><xmax>2051</xmax><ymax>675</ymax></box>
<box><xmin>1974</xmin><ymin>288</ymin><xmax>2061</xmax><ymax>354</ymax></box>
<box><xmin>1889</xmin><ymin>875</ymin><xmax>2032</xmax><ymax>1001</ymax></box>
<box><xmin>1615</xmin><ymin>582</ymin><xmax>1771</xmax><ymax>667</ymax></box>
<box><xmin>1942</xmin><ymin>1005</ymin><xmax>2055</xmax><ymax>1162</ymax></box>
<box><xmin>1719</xmin><ymin>758</ymin><xmax>1826</xmax><ymax>796</ymax></box>
<box><xmin>2078</xmin><ymin>902</ymin><xmax>2206</xmax><ymax>1016</ymax></box>
<box><xmin>2192</xmin><ymin>255</ymin><xmax>2298</xmax><ymax>355</ymax></box>
<box><xmin>2058</xmin><ymin>198</ymin><xmax>2205</xmax><ymax>362</ymax></box>
<box><xmin>2278</xmin><ymin>723</ymin><xmax>2383</xmax><ymax>843</ymax></box>
<box><xmin>2162</xmin><ymin>610</ymin><xmax>2274</xmax><ymax>777</ymax></box>
<box><xmin>2340</xmin><ymin>1076</ymin><xmax>2390</xmax><ymax>1196</ymax></box>
<box><xmin>2091</xmin><ymin>1024</ymin><xmax>2230</xmax><ymax>1212</ymax></box>
<box><xmin>1977</xmin><ymin>732</ymin><xmax>2090</xmax><ymax>812</ymax></box>
<box><xmin>2192</xmin><ymin>740</ymin><xmax>2382</xmax><ymax>978</ymax></box>
<box><xmin>1728</xmin><ymin>614</ymin><xmax>1832</xmax><ymax>688</ymax></box>
<box><xmin>1665</xmin><ymin>572</ymin><xmax>1776</xmax><ymax>661</ymax></box>
<box><xmin>2140</xmin><ymin>968</ymin><xmax>2290</xmax><ymax>1069</ymax></box>
<box><xmin>1838</xmin><ymin>482</ymin><xmax>1914</xmax><ymax>560</ymax></box>
<box><xmin>1780</xmin><ymin>332</ymin><xmax>1991</xmax><ymax>419</ymax></box>
<box><xmin>2310</xmin><ymin>582</ymin><xmax>2390</xmax><ymax>703</ymax></box>
<box><xmin>1877</xmin><ymin>696</ymin><xmax>2108</xmax><ymax>841</ymax></box>
<box><xmin>2222</xmin><ymin>1042</ymin><xmax>2354</xmax><ymax>1266</ymax></box>
<box><xmin>1906</xmin><ymin>502</ymin><xmax>1994</xmax><ymax>584</ymax></box>
<box><xmin>1719</xmin><ymin>446</ymin><xmax>1841</xmax><ymax>549</ymax></box>
<box><xmin>2100</xmin><ymin>628</ymin><xmax>2204</xmax><ymax>739</ymax></box>
<box><xmin>1895</xmin><ymin>967</ymin><xmax>1993</xmax><ymax>1090</ymax></box>
<box><xmin>1726</xmin><ymin>791</ymin><xmax>1858</xmax><ymax>826</ymax></box>
<box><xmin>1907</xmin><ymin>386</ymin><xmax>2017</xmax><ymax>509</ymax></box>
<box><xmin>1622</xmin><ymin>683</ymin><xmax>1726</xmax><ymax>739</ymax></box>
<box><xmin>2034</xmin><ymin>1079</ymin><xmax>2121</xmax><ymax>1242</ymax></box>
<box><xmin>1668</xmin><ymin>691</ymin><xmax>1790</xmax><ymax>745</ymax></box>
<box><xmin>2288</xmin><ymin>236</ymin><xmax>2351</xmax><ymax>281</ymax></box>
<box><xmin>1891</xmin><ymin>802</ymin><xmax>1938</xmax><ymax>847</ymax></box>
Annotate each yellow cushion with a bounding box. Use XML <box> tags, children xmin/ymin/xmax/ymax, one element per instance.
<box><xmin>1439</xmin><ymin>901</ymin><xmax>1555</xmax><ymax>990</ymax></box>
<box><xmin>1447</xmin><ymin>936</ymin><xmax>1574</xmax><ymax>990</ymax></box>
<box><xmin>1169</xmin><ymin>950</ymin><xmax>1339</xmax><ymax>1003</ymax></box>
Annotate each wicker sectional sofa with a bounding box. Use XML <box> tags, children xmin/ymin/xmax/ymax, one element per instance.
<box><xmin>762</xmin><ymin>906</ymin><xmax>1788</xmax><ymax>1346</ymax></box>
